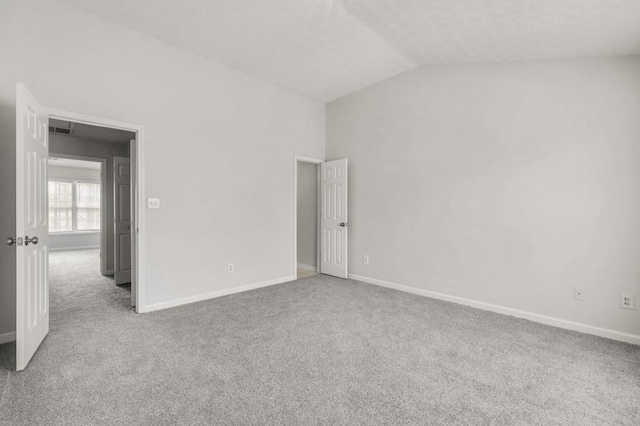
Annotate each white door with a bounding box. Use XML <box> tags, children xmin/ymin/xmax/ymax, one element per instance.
<box><xmin>15</xmin><ymin>83</ymin><xmax>49</xmax><ymax>371</ymax></box>
<box><xmin>320</xmin><ymin>159</ymin><xmax>348</xmax><ymax>278</ymax></box>
<box><xmin>114</xmin><ymin>156</ymin><xmax>131</xmax><ymax>285</ymax></box>
<box><xmin>128</xmin><ymin>140</ymin><xmax>137</xmax><ymax>307</ymax></box>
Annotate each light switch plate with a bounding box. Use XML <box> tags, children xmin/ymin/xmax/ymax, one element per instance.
<box><xmin>148</xmin><ymin>198</ymin><xmax>160</xmax><ymax>209</ymax></box>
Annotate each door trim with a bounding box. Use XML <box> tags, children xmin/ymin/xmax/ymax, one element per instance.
<box><xmin>47</xmin><ymin>153</ymin><xmax>108</xmax><ymax>275</ymax></box>
<box><xmin>293</xmin><ymin>156</ymin><xmax>323</xmax><ymax>280</ymax></box>
<box><xmin>46</xmin><ymin>107</ymin><xmax>147</xmax><ymax>313</ymax></box>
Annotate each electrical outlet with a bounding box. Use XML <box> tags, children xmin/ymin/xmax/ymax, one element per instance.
<box><xmin>147</xmin><ymin>198</ymin><xmax>160</xmax><ymax>209</ymax></box>
<box><xmin>620</xmin><ymin>293</ymin><xmax>635</xmax><ymax>310</ymax></box>
<box><xmin>573</xmin><ymin>288</ymin><xmax>584</xmax><ymax>301</ymax></box>
<box><xmin>227</xmin><ymin>263</ymin><xmax>234</xmax><ymax>273</ymax></box>
<box><xmin>363</xmin><ymin>255</ymin><xmax>369</xmax><ymax>265</ymax></box>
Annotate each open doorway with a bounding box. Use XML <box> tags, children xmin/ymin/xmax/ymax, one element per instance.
<box><xmin>47</xmin><ymin>119</ymin><xmax>136</xmax><ymax>316</ymax></box>
<box><xmin>294</xmin><ymin>156</ymin><xmax>349</xmax><ymax>280</ymax></box>
<box><xmin>294</xmin><ymin>156</ymin><xmax>323</xmax><ymax>280</ymax></box>
<box><xmin>296</xmin><ymin>160</ymin><xmax>319</xmax><ymax>279</ymax></box>
<box><xmin>14</xmin><ymin>83</ymin><xmax>147</xmax><ymax>370</ymax></box>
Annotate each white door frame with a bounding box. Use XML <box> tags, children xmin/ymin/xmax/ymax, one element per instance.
<box><xmin>47</xmin><ymin>153</ymin><xmax>108</xmax><ymax>275</ymax></box>
<box><xmin>46</xmin><ymin>107</ymin><xmax>147</xmax><ymax>313</ymax></box>
<box><xmin>293</xmin><ymin>156</ymin><xmax>323</xmax><ymax>279</ymax></box>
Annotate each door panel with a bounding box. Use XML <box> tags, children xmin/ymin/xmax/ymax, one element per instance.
<box><xmin>129</xmin><ymin>139</ymin><xmax>137</xmax><ymax>308</ymax></box>
<box><xmin>114</xmin><ymin>156</ymin><xmax>131</xmax><ymax>285</ymax></box>
<box><xmin>320</xmin><ymin>159</ymin><xmax>348</xmax><ymax>279</ymax></box>
<box><xmin>16</xmin><ymin>83</ymin><xmax>49</xmax><ymax>371</ymax></box>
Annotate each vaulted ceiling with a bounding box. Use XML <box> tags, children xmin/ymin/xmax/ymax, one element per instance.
<box><xmin>63</xmin><ymin>0</ymin><xmax>640</xmax><ymax>102</ymax></box>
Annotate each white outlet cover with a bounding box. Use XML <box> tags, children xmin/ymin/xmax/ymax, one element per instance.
<box><xmin>620</xmin><ymin>293</ymin><xmax>635</xmax><ymax>310</ymax></box>
<box><xmin>573</xmin><ymin>288</ymin><xmax>584</xmax><ymax>301</ymax></box>
<box><xmin>147</xmin><ymin>198</ymin><xmax>160</xmax><ymax>209</ymax></box>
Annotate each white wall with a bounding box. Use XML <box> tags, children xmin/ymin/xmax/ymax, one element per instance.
<box><xmin>297</xmin><ymin>162</ymin><xmax>318</xmax><ymax>268</ymax></box>
<box><xmin>0</xmin><ymin>0</ymin><xmax>325</xmax><ymax>336</ymax></box>
<box><xmin>48</xmin><ymin>163</ymin><xmax>101</xmax><ymax>252</ymax></box>
<box><xmin>327</xmin><ymin>56</ymin><xmax>640</xmax><ymax>339</ymax></box>
<box><xmin>48</xmin><ymin>165</ymin><xmax>101</xmax><ymax>181</ymax></box>
<box><xmin>49</xmin><ymin>233</ymin><xmax>100</xmax><ymax>252</ymax></box>
<box><xmin>49</xmin><ymin>134</ymin><xmax>129</xmax><ymax>271</ymax></box>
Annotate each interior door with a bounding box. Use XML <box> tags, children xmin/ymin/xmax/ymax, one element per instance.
<box><xmin>128</xmin><ymin>140</ymin><xmax>137</xmax><ymax>307</ymax></box>
<box><xmin>320</xmin><ymin>159</ymin><xmax>348</xmax><ymax>278</ymax></box>
<box><xmin>15</xmin><ymin>83</ymin><xmax>49</xmax><ymax>371</ymax></box>
<box><xmin>114</xmin><ymin>156</ymin><xmax>131</xmax><ymax>285</ymax></box>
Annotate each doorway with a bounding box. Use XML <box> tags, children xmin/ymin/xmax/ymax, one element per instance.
<box><xmin>14</xmin><ymin>83</ymin><xmax>146</xmax><ymax>371</ymax></box>
<box><xmin>47</xmin><ymin>120</ymin><xmax>135</xmax><ymax>314</ymax></box>
<box><xmin>294</xmin><ymin>156</ymin><xmax>349</xmax><ymax>281</ymax></box>
<box><xmin>296</xmin><ymin>160</ymin><xmax>319</xmax><ymax>279</ymax></box>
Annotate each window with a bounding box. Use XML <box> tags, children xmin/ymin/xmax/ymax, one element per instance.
<box><xmin>48</xmin><ymin>181</ymin><xmax>100</xmax><ymax>233</ymax></box>
<box><xmin>48</xmin><ymin>181</ymin><xmax>73</xmax><ymax>232</ymax></box>
<box><xmin>76</xmin><ymin>183</ymin><xmax>100</xmax><ymax>230</ymax></box>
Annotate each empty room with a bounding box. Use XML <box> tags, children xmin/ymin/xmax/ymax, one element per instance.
<box><xmin>1</xmin><ymin>1</ymin><xmax>639</xmax><ymax>424</ymax></box>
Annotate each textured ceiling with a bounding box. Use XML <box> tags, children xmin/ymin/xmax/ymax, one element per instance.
<box><xmin>62</xmin><ymin>0</ymin><xmax>640</xmax><ymax>101</ymax></box>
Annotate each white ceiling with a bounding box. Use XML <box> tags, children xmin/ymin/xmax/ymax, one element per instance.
<box><xmin>63</xmin><ymin>0</ymin><xmax>640</xmax><ymax>102</ymax></box>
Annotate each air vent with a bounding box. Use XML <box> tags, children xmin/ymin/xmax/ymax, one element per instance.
<box><xmin>49</xmin><ymin>126</ymin><xmax>71</xmax><ymax>134</ymax></box>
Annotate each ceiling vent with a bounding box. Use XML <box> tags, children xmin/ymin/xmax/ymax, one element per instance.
<box><xmin>49</xmin><ymin>126</ymin><xmax>71</xmax><ymax>134</ymax></box>
<box><xmin>49</xmin><ymin>119</ymin><xmax>75</xmax><ymax>135</ymax></box>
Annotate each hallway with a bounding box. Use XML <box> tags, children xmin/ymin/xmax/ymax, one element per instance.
<box><xmin>49</xmin><ymin>249</ymin><xmax>132</xmax><ymax>325</ymax></box>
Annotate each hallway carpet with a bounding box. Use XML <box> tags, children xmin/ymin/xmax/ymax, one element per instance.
<box><xmin>1</xmin><ymin>250</ymin><xmax>639</xmax><ymax>425</ymax></box>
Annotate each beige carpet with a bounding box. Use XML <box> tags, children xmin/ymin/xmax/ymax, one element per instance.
<box><xmin>1</xmin><ymin>249</ymin><xmax>639</xmax><ymax>425</ymax></box>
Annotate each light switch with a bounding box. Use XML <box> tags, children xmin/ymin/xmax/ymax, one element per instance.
<box><xmin>147</xmin><ymin>198</ymin><xmax>160</xmax><ymax>209</ymax></box>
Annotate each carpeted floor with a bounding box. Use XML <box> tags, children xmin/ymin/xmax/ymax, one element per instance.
<box><xmin>297</xmin><ymin>267</ymin><xmax>317</xmax><ymax>279</ymax></box>
<box><xmin>0</xmin><ymin>250</ymin><xmax>639</xmax><ymax>425</ymax></box>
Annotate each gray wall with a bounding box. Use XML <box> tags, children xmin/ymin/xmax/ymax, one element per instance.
<box><xmin>327</xmin><ymin>56</ymin><xmax>640</xmax><ymax>337</ymax></box>
<box><xmin>48</xmin><ymin>163</ymin><xmax>102</xmax><ymax>252</ymax></box>
<box><xmin>49</xmin><ymin>134</ymin><xmax>129</xmax><ymax>272</ymax></box>
<box><xmin>49</xmin><ymin>233</ymin><xmax>100</xmax><ymax>252</ymax></box>
<box><xmin>0</xmin><ymin>0</ymin><xmax>325</xmax><ymax>338</ymax></box>
<box><xmin>297</xmin><ymin>162</ymin><xmax>318</xmax><ymax>268</ymax></box>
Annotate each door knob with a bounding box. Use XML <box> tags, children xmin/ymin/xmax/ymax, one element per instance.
<box><xmin>6</xmin><ymin>237</ymin><xmax>15</xmax><ymax>246</ymax></box>
<box><xmin>25</xmin><ymin>236</ymin><xmax>38</xmax><ymax>246</ymax></box>
<box><xmin>340</xmin><ymin>222</ymin><xmax>348</xmax><ymax>227</ymax></box>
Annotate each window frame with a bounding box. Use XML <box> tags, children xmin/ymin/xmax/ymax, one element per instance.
<box><xmin>48</xmin><ymin>178</ymin><xmax>102</xmax><ymax>234</ymax></box>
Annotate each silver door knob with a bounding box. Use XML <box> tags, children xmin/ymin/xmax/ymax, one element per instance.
<box><xmin>340</xmin><ymin>222</ymin><xmax>347</xmax><ymax>227</ymax></box>
<box><xmin>25</xmin><ymin>236</ymin><xmax>38</xmax><ymax>246</ymax></box>
<box><xmin>6</xmin><ymin>237</ymin><xmax>15</xmax><ymax>246</ymax></box>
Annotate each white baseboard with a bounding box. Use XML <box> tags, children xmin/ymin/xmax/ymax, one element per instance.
<box><xmin>0</xmin><ymin>331</ymin><xmax>16</xmax><ymax>344</ymax></box>
<box><xmin>349</xmin><ymin>274</ymin><xmax>640</xmax><ymax>346</ymax></box>
<box><xmin>49</xmin><ymin>245</ymin><xmax>100</xmax><ymax>252</ymax></box>
<box><xmin>297</xmin><ymin>263</ymin><xmax>317</xmax><ymax>272</ymax></box>
<box><xmin>145</xmin><ymin>275</ymin><xmax>296</xmax><ymax>313</ymax></box>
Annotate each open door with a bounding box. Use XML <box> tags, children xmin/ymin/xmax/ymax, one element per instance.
<box><xmin>15</xmin><ymin>83</ymin><xmax>49</xmax><ymax>371</ymax></box>
<box><xmin>114</xmin><ymin>156</ymin><xmax>132</xmax><ymax>285</ymax></box>
<box><xmin>129</xmin><ymin>140</ymin><xmax>137</xmax><ymax>307</ymax></box>
<box><xmin>320</xmin><ymin>159</ymin><xmax>348</xmax><ymax>279</ymax></box>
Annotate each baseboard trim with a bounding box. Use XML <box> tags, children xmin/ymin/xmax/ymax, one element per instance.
<box><xmin>0</xmin><ymin>331</ymin><xmax>16</xmax><ymax>344</ymax></box>
<box><xmin>49</xmin><ymin>245</ymin><xmax>100</xmax><ymax>252</ymax></box>
<box><xmin>297</xmin><ymin>263</ymin><xmax>317</xmax><ymax>272</ymax></box>
<box><xmin>349</xmin><ymin>274</ymin><xmax>640</xmax><ymax>346</ymax></box>
<box><xmin>145</xmin><ymin>275</ymin><xmax>296</xmax><ymax>313</ymax></box>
